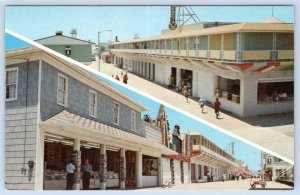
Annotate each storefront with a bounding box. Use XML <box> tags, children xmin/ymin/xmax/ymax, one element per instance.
<box><xmin>40</xmin><ymin>110</ymin><xmax>177</xmax><ymax>190</ymax></box>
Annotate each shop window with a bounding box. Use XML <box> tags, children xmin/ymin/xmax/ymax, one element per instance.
<box><xmin>57</xmin><ymin>73</ymin><xmax>68</xmax><ymax>107</ymax></box>
<box><xmin>5</xmin><ymin>67</ymin><xmax>18</xmax><ymax>101</ymax></box>
<box><xmin>113</xmin><ymin>102</ymin><xmax>119</xmax><ymax>125</ymax></box>
<box><xmin>216</xmin><ymin>76</ymin><xmax>240</xmax><ymax>103</ymax></box>
<box><xmin>89</xmin><ymin>89</ymin><xmax>97</xmax><ymax>118</ymax></box>
<box><xmin>257</xmin><ymin>81</ymin><xmax>294</xmax><ymax>103</ymax></box>
<box><xmin>65</xmin><ymin>46</ymin><xmax>71</xmax><ymax>56</ymax></box>
<box><xmin>142</xmin><ymin>155</ymin><xmax>158</xmax><ymax>176</ymax></box>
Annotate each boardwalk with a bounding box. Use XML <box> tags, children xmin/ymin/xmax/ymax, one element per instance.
<box><xmin>88</xmin><ymin>59</ymin><xmax>294</xmax><ymax>163</ymax></box>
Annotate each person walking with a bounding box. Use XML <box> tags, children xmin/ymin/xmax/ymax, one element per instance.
<box><xmin>199</xmin><ymin>96</ymin><xmax>206</xmax><ymax>113</ymax></box>
<box><xmin>184</xmin><ymin>88</ymin><xmax>189</xmax><ymax>103</ymax></box>
<box><xmin>115</xmin><ymin>75</ymin><xmax>120</xmax><ymax>81</ymax></box>
<box><xmin>123</xmin><ymin>74</ymin><xmax>128</xmax><ymax>84</ymax></box>
<box><xmin>82</xmin><ymin>159</ymin><xmax>92</xmax><ymax>190</ymax></box>
<box><xmin>66</xmin><ymin>160</ymin><xmax>75</xmax><ymax>190</ymax></box>
<box><xmin>210</xmin><ymin>172</ymin><xmax>214</xmax><ymax>182</ymax></box>
<box><xmin>222</xmin><ymin>172</ymin><xmax>226</xmax><ymax>182</ymax></box>
<box><xmin>213</xmin><ymin>98</ymin><xmax>221</xmax><ymax>119</ymax></box>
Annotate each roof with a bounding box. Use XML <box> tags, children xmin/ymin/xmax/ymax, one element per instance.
<box><xmin>263</xmin><ymin>17</ymin><xmax>285</xmax><ymax>23</ymax></box>
<box><xmin>111</xmin><ymin>23</ymin><xmax>293</xmax><ymax>45</ymax></box>
<box><xmin>35</xmin><ymin>34</ymin><xmax>95</xmax><ymax>45</ymax></box>
<box><xmin>5</xmin><ymin>46</ymin><xmax>147</xmax><ymax>112</ymax></box>
<box><xmin>42</xmin><ymin>110</ymin><xmax>177</xmax><ymax>155</ymax></box>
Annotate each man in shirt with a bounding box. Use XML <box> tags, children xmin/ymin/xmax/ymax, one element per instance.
<box><xmin>66</xmin><ymin>160</ymin><xmax>75</xmax><ymax>190</ymax></box>
<box><xmin>82</xmin><ymin>159</ymin><xmax>92</xmax><ymax>190</ymax></box>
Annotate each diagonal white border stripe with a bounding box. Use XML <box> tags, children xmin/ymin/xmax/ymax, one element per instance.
<box><xmin>5</xmin><ymin>28</ymin><xmax>294</xmax><ymax>165</ymax></box>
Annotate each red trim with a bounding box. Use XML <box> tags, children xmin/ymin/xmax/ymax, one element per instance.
<box><xmin>230</xmin><ymin>63</ymin><xmax>253</xmax><ymax>70</ymax></box>
<box><xmin>255</xmin><ymin>62</ymin><xmax>280</xmax><ymax>72</ymax></box>
<box><xmin>162</xmin><ymin>154</ymin><xmax>191</xmax><ymax>162</ymax></box>
<box><xmin>192</xmin><ymin>151</ymin><xmax>201</xmax><ymax>156</ymax></box>
<box><xmin>207</xmin><ymin>60</ymin><xmax>214</xmax><ymax>63</ymax></box>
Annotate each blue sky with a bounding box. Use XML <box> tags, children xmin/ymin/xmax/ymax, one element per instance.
<box><xmin>5</xmin><ymin>6</ymin><xmax>294</xmax><ymax>43</ymax></box>
<box><xmin>5</xmin><ymin>5</ymin><xmax>293</xmax><ymax>171</ymax></box>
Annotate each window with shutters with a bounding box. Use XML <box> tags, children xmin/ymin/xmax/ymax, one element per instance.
<box><xmin>5</xmin><ymin>67</ymin><xmax>18</xmax><ymax>101</ymax></box>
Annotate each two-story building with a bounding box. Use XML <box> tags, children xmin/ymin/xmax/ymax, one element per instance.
<box><xmin>109</xmin><ymin>19</ymin><xmax>294</xmax><ymax>117</ymax></box>
<box><xmin>35</xmin><ymin>31</ymin><xmax>94</xmax><ymax>64</ymax></box>
<box><xmin>5</xmin><ymin>45</ymin><xmax>177</xmax><ymax>190</ymax></box>
<box><xmin>263</xmin><ymin>152</ymin><xmax>293</xmax><ymax>182</ymax></box>
<box><xmin>188</xmin><ymin>132</ymin><xmax>240</xmax><ymax>182</ymax></box>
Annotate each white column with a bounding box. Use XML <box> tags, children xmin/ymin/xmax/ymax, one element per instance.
<box><xmin>73</xmin><ymin>139</ymin><xmax>81</xmax><ymax>190</ymax></box>
<box><xmin>158</xmin><ymin>157</ymin><xmax>163</xmax><ymax>186</ymax></box>
<box><xmin>120</xmin><ymin>148</ymin><xmax>126</xmax><ymax>189</ymax></box>
<box><xmin>100</xmin><ymin>144</ymin><xmax>107</xmax><ymax>190</ymax></box>
<box><xmin>150</xmin><ymin>63</ymin><xmax>153</xmax><ymax>80</ymax></box>
<box><xmin>195</xmin><ymin>164</ymin><xmax>199</xmax><ymax>182</ymax></box>
<box><xmin>201</xmin><ymin>165</ymin><xmax>204</xmax><ymax>179</ymax></box>
<box><xmin>192</xmin><ymin>70</ymin><xmax>198</xmax><ymax>97</ymax></box>
<box><xmin>136</xmin><ymin>151</ymin><xmax>143</xmax><ymax>188</ymax></box>
<box><xmin>35</xmin><ymin>128</ymin><xmax>44</xmax><ymax>190</ymax></box>
<box><xmin>176</xmin><ymin>68</ymin><xmax>181</xmax><ymax>87</ymax></box>
<box><xmin>143</xmin><ymin>62</ymin><xmax>147</xmax><ymax>78</ymax></box>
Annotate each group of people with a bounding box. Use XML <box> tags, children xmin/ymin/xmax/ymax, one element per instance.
<box><xmin>198</xmin><ymin>96</ymin><xmax>222</xmax><ymax>119</ymax></box>
<box><xmin>112</xmin><ymin>71</ymin><xmax>128</xmax><ymax>84</ymax></box>
<box><xmin>112</xmin><ymin>64</ymin><xmax>129</xmax><ymax>84</ymax></box>
<box><xmin>66</xmin><ymin>159</ymin><xmax>92</xmax><ymax>190</ymax></box>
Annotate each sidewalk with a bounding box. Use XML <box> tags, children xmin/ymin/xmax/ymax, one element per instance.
<box><xmin>88</xmin><ymin>59</ymin><xmax>294</xmax><ymax>163</ymax></box>
<box><xmin>138</xmin><ymin>179</ymin><xmax>293</xmax><ymax>190</ymax></box>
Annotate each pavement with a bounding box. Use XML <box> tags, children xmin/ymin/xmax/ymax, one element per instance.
<box><xmin>137</xmin><ymin>179</ymin><xmax>293</xmax><ymax>190</ymax></box>
<box><xmin>88</xmin><ymin>58</ymin><xmax>294</xmax><ymax>163</ymax></box>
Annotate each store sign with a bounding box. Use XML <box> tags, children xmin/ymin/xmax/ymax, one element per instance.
<box><xmin>169</xmin><ymin>6</ymin><xmax>177</xmax><ymax>30</ymax></box>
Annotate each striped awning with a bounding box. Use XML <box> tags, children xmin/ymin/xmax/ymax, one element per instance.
<box><xmin>41</xmin><ymin>110</ymin><xmax>177</xmax><ymax>155</ymax></box>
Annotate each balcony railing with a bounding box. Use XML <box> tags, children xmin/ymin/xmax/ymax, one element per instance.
<box><xmin>111</xmin><ymin>49</ymin><xmax>294</xmax><ymax>61</ymax></box>
<box><xmin>277</xmin><ymin>50</ymin><xmax>294</xmax><ymax>60</ymax></box>
<box><xmin>242</xmin><ymin>50</ymin><xmax>271</xmax><ymax>61</ymax></box>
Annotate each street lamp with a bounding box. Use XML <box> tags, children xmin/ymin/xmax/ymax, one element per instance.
<box><xmin>98</xmin><ymin>30</ymin><xmax>112</xmax><ymax>71</ymax></box>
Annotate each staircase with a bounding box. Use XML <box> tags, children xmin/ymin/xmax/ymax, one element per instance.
<box><xmin>275</xmin><ymin>165</ymin><xmax>294</xmax><ymax>187</ymax></box>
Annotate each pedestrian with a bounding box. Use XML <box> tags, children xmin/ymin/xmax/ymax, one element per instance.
<box><xmin>184</xmin><ymin>88</ymin><xmax>189</xmax><ymax>102</ymax></box>
<box><xmin>66</xmin><ymin>160</ymin><xmax>75</xmax><ymax>190</ymax></box>
<box><xmin>222</xmin><ymin>172</ymin><xmax>226</xmax><ymax>182</ymax></box>
<box><xmin>237</xmin><ymin>173</ymin><xmax>240</xmax><ymax>181</ymax></box>
<box><xmin>199</xmin><ymin>96</ymin><xmax>206</xmax><ymax>113</ymax></box>
<box><xmin>123</xmin><ymin>74</ymin><xmax>128</xmax><ymax>84</ymax></box>
<box><xmin>115</xmin><ymin>75</ymin><xmax>120</xmax><ymax>81</ymax></box>
<box><xmin>210</xmin><ymin>172</ymin><xmax>214</xmax><ymax>182</ymax></box>
<box><xmin>213</xmin><ymin>98</ymin><xmax>221</xmax><ymax>119</ymax></box>
<box><xmin>207</xmin><ymin>171</ymin><xmax>211</xmax><ymax>182</ymax></box>
<box><xmin>82</xmin><ymin>159</ymin><xmax>92</xmax><ymax>190</ymax></box>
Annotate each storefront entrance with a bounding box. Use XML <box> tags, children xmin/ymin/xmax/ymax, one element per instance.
<box><xmin>125</xmin><ymin>151</ymin><xmax>136</xmax><ymax>188</ymax></box>
<box><xmin>180</xmin><ymin>69</ymin><xmax>193</xmax><ymax>94</ymax></box>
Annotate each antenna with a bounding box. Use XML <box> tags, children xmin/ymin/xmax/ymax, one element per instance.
<box><xmin>176</xmin><ymin>6</ymin><xmax>200</xmax><ymax>27</ymax></box>
<box><xmin>70</xmin><ymin>28</ymin><xmax>77</xmax><ymax>38</ymax></box>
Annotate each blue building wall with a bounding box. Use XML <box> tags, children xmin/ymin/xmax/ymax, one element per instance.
<box><xmin>5</xmin><ymin>61</ymin><xmax>39</xmax><ymax>109</ymax></box>
<box><xmin>40</xmin><ymin>61</ymin><xmax>144</xmax><ymax>136</ymax></box>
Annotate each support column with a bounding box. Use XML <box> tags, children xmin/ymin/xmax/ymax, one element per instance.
<box><xmin>201</xmin><ymin>165</ymin><xmax>204</xmax><ymax>179</ymax></box>
<box><xmin>73</xmin><ymin>139</ymin><xmax>81</xmax><ymax>190</ymax></box>
<box><xmin>195</xmin><ymin>164</ymin><xmax>199</xmax><ymax>182</ymax></box>
<box><xmin>192</xmin><ymin>70</ymin><xmax>198</xmax><ymax>97</ymax></box>
<box><xmin>100</xmin><ymin>144</ymin><xmax>107</xmax><ymax>190</ymax></box>
<box><xmin>221</xmin><ymin>34</ymin><xmax>224</xmax><ymax>60</ymax></box>
<box><xmin>136</xmin><ymin>151</ymin><xmax>143</xmax><ymax>188</ymax></box>
<box><xmin>207</xmin><ymin>35</ymin><xmax>210</xmax><ymax>59</ymax></box>
<box><xmin>120</xmin><ymin>148</ymin><xmax>126</xmax><ymax>189</ymax></box>
<box><xmin>35</xmin><ymin>128</ymin><xmax>44</xmax><ymax>189</ymax></box>
<box><xmin>143</xmin><ymin>62</ymin><xmax>147</xmax><ymax>78</ymax></box>
<box><xmin>176</xmin><ymin>68</ymin><xmax>181</xmax><ymax>87</ymax></box>
<box><xmin>236</xmin><ymin>32</ymin><xmax>242</xmax><ymax>62</ymax></box>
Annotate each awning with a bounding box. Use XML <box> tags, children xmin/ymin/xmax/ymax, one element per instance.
<box><xmin>40</xmin><ymin>110</ymin><xmax>177</xmax><ymax>155</ymax></box>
